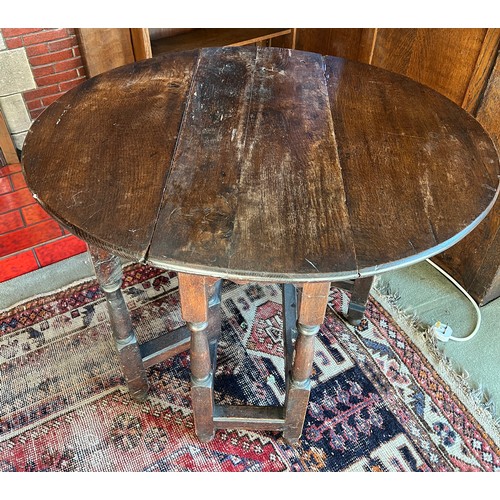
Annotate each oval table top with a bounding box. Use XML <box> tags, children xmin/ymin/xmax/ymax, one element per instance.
<box><xmin>22</xmin><ymin>46</ymin><xmax>499</xmax><ymax>283</ymax></box>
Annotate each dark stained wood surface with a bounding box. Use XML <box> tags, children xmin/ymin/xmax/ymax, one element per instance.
<box><xmin>150</xmin><ymin>47</ymin><xmax>356</xmax><ymax>278</ymax></box>
<box><xmin>22</xmin><ymin>50</ymin><xmax>199</xmax><ymax>260</ymax></box>
<box><xmin>325</xmin><ymin>56</ymin><xmax>499</xmax><ymax>272</ymax></box>
<box><xmin>21</xmin><ymin>47</ymin><xmax>500</xmax><ymax>283</ymax></box>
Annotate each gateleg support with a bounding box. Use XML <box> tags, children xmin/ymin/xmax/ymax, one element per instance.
<box><xmin>345</xmin><ymin>276</ymin><xmax>374</xmax><ymax>325</ymax></box>
<box><xmin>283</xmin><ymin>281</ymin><xmax>330</xmax><ymax>445</ymax></box>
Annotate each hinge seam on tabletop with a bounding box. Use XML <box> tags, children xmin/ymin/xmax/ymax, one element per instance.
<box><xmin>143</xmin><ymin>49</ymin><xmax>204</xmax><ymax>264</ymax></box>
<box><xmin>321</xmin><ymin>54</ymin><xmax>360</xmax><ymax>277</ymax></box>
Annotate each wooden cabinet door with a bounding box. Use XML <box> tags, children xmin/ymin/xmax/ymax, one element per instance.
<box><xmin>76</xmin><ymin>28</ymin><xmax>135</xmax><ymax>77</ymax></box>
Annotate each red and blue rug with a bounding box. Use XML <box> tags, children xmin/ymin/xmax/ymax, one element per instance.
<box><xmin>0</xmin><ymin>264</ymin><xmax>498</xmax><ymax>471</ymax></box>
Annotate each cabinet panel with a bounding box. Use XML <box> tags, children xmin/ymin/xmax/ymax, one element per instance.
<box><xmin>371</xmin><ymin>28</ymin><xmax>487</xmax><ymax>106</ymax></box>
<box><xmin>295</xmin><ymin>28</ymin><xmax>375</xmax><ymax>62</ymax></box>
<box><xmin>76</xmin><ymin>28</ymin><xmax>135</xmax><ymax>77</ymax></box>
<box><xmin>149</xmin><ymin>28</ymin><xmax>294</xmax><ymax>56</ymax></box>
<box><xmin>296</xmin><ymin>28</ymin><xmax>498</xmax><ymax>112</ymax></box>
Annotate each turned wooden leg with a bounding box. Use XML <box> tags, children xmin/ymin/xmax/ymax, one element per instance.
<box><xmin>178</xmin><ymin>273</ymin><xmax>221</xmax><ymax>442</ymax></box>
<box><xmin>88</xmin><ymin>246</ymin><xmax>149</xmax><ymax>401</ymax></box>
<box><xmin>283</xmin><ymin>281</ymin><xmax>330</xmax><ymax>445</ymax></box>
<box><xmin>345</xmin><ymin>276</ymin><xmax>374</xmax><ymax>325</ymax></box>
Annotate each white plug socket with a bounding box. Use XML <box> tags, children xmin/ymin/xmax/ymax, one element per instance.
<box><xmin>431</xmin><ymin>321</ymin><xmax>453</xmax><ymax>342</ymax></box>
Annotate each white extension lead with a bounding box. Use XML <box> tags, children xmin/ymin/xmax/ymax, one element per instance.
<box><xmin>426</xmin><ymin>258</ymin><xmax>482</xmax><ymax>343</ymax></box>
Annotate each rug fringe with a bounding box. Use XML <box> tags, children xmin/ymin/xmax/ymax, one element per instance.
<box><xmin>372</xmin><ymin>277</ymin><xmax>500</xmax><ymax>440</ymax></box>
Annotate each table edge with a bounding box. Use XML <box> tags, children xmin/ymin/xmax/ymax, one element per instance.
<box><xmin>143</xmin><ymin>181</ymin><xmax>499</xmax><ymax>283</ymax></box>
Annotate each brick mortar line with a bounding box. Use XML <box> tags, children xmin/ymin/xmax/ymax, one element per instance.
<box><xmin>18</xmin><ymin>29</ymin><xmax>72</xmax><ymax>46</ymax></box>
<box><xmin>0</xmin><ymin>210</ymin><xmax>24</xmax><ymax>231</ymax></box>
<box><xmin>32</xmin><ymin>247</ymin><xmax>42</xmax><ymax>268</ymax></box>
<box><xmin>34</xmin><ymin>233</ymin><xmax>79</xmax><ymax>248</ymax></box>
<box><xmin>1</xmin><ymin>29</ymin><xmax>41</xmax><ymax>38</ymax></box>
<box><xmin>2</xmin><ymin>232</ymin><xmax>72</xmax><ymax>254</ymax></box>
<box><xmin>23</xmin><ymin>39</ymin><xmax>78</xmax><ymax>56</ymax></box>
<box><xmin>16</xmin><ymin>35</ymin><xmax>76</xmax><ymax>42</ymax></box>
<box><xmin>0</xmin><ymin>247</ymin><xmax>32</xmax><ymax>258</ymax></box>
<box><xmin>0</xmin><ymin>217</ymin><xmax>55</xmax><ymax>237</ymax></box>
<box><xmin>28</xmin><ymin>52</ymin><xmax>82</xmax><ymax>62</ymax></box>
<box><xmin>59</xmin><ymin>76</ymin><xmax>87</xmax><ymax>86</ymax></box>
<box><xmin>4</xmin><ymin>175</ymin><xmax>14</xmax><ymax>193</ymax></box>
<box><xmin>0</xmin><ymin>224</ymin><xmax>26</xmax><ymax>238</ymax></box>
<box><xmin>24</xmin><ymin>80</ymin><xmax>85</xmax><ymax>104</ymax></box>
<box><xmin>32</xmin><ymin>234</ymin><xmax>81</xmax><ymax>265</ymax></box>
<box><xmin>28</xmin><ymin>58</ymin><xmax>84</xmax><ymax>71</ymax></box>
<box><xmin>0</xmin><ymin>247</ymin><xmax>38</xmax><ymax>262</ymax></box>
<box><xmin>34</xmin><ymin>71</ymin><xmax>82</xmax><ymax>87</ymax></box>
<box><xmin>18</xmin><ymin>206</ymin><xmax>28</xmax><ymax>227</ymax></box>
<box><xmin>28</xmin><ymin>48</ymin><xmax>75</xmax><ymax>63</ymax></box>
<box><xmin>27</xmin><ymin>55</ymin><xmax>79</xmax><ymax>71</ymax></box>
<box><xmin>0</xmin><ymin>189</ymin><xmax>32</xmax><ymax>202</ymax></box>
<box><xmin>17</xmin><ymin>203</ymin><xmax>40</xmax><ymax>227</ymax></box>
<box><xmin>36</xmin><ymin>71</ymin><xmax>84</xmax><ymax>81</ymax></box>
<box><xmin>2</xmin><ymin>28</ymin><xmax>65</xmax><ymax>38</ymax></box>
<box><xmin>26</xmin><ymin>80</ymin><xmax>86</xmax><ymax>107</ymax></box>
<box><xmin>0</xmin><ymin>230</ymin><xmax>72</xmax><ymax>262</ymax></box>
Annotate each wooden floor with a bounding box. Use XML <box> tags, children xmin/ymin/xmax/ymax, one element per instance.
<box><xmin>0</xmin><ymin>163</ymin><xmax>87</xmax><ymax>282</ymax></box>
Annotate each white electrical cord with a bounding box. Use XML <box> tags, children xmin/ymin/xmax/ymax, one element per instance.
<box><xmin>425</xmin><ymin>258</ymin><xmax>481</xmax><ymax>342</ymax></box>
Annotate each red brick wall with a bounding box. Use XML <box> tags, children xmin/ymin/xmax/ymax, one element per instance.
<box><xmin>0</xmin><ymin>162</ymin><xmax>87</xmax><ymax>281</ymax></box>
<box><xmin>0</xmin><ymin>29</ymin><xmax>89</xmax><ymax>281</ymax></box>
<box><xmin>1</xmin><ymin>28</ymin><xmax>87</xmax><ymax>119</ymax></box>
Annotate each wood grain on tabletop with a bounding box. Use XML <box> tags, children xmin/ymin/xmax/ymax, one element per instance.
<box><xmin>149</xmin><ymin>47</ymin><xmax>357</xmax><ymax>277</ymax></box>
<box><xmin>22</xmin><ymin>50</ymin><xmax>199</xmax><ymax>260</ymax></box>
<box><xmin>324</xmin><ymin>56</ymin><xmax>499</xmax><ymax>271</ymax></box>
<box><xmin>21</xmin><ymin>47</ymin><xmax>500</xmax><ymax>282</ymax></box>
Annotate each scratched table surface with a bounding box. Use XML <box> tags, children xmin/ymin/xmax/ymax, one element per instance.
<box><xmin>22</xmin><ymin>47</ymin><xmax>499</xmax><ymax>283</ymax></box>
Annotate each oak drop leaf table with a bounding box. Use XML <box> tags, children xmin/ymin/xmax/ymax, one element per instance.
<box><xmin>22</xmin><ymin>47</ymin><xmax>499</xmax><ymax>444</ymax></box>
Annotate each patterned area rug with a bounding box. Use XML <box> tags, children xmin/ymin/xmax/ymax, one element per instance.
<box><xmin>0</xmin><ymin>264</ymin><xmax>499</xmax><ymax>472</ymax></box>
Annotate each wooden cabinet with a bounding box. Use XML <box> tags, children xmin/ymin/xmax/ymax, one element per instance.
<box><xmin>295</xmin><ymin>28</ymin><xmax>377</xmax><ymax>64</ymax></box>
<box><xmin>146</xmin><ymin>28</ymin><xmax>295</xmax><ymax>57</ymax></box>
<box><xmin>77</xmin><ymin>28</ymin><xmax>296</xmax><ymax>77</ymax></box>
<box><xmin>76</xmin><ymin>29</ymin><xmax>136</xmax><ymax>77</ymax></box>
<box><xmin>296</xmin><ymin>28</ymin><xmax>499</xmax><ymax>113</ymax></box>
